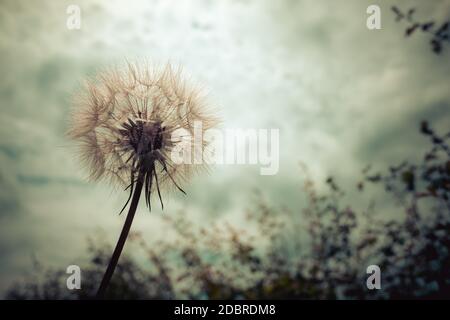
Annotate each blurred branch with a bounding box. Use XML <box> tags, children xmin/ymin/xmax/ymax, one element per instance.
<box><xmin>392</xmin><ymin>6</ymin><xmax>450</xmax><ymax>54</ymax></box>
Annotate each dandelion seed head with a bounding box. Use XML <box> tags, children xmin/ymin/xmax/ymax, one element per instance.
<box><xmin>68</xmin><ymin>62</ymin><xmax>218</xmax><ymax>208</ymax></box>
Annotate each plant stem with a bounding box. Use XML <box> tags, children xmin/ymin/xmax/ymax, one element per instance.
<box><xmin>96</xmin><ymin>172</ymin><xmax>144</xmax><ymax>299</ymax></box>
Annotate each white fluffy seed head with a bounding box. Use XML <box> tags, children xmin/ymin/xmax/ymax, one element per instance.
<box><xmin>68</xmin><ymin>62</ymin><xmax>218</xmax><ymax>194</ymax></box>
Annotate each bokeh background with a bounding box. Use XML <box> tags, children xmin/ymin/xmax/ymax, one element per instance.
<box><xmin>0</xmin><ymin>0</ymin><xmax>449</xmax><ymax>296</ymax></box>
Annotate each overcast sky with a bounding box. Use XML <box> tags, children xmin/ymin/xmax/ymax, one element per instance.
<box><xmin>1</xmin><ymin>0</ymin><xmax>449</xmax><ymax>294</ymax></box>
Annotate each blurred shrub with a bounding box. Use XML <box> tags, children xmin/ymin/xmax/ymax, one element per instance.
<box><xmin>5</xmin><ymin>122</ymin><xmax>450</xmax><ymax>300</ymax></box>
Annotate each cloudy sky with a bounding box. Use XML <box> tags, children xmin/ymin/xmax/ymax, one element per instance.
<box><xmin>0</xmin><ymin>0</ymin><xmax>449</xmax><ymax>294</ymax></box>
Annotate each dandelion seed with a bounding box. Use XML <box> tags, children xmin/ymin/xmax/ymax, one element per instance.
<box><xmin>68</xmin><ymin>62</ymin><xmax>218</xmax><ymax>298</ymax></box>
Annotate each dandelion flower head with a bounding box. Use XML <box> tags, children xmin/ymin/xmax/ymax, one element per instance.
<box><xmin>68</xmin><ymin>62</ymin><xmax>217</xmax><ymax>210</ymax></box>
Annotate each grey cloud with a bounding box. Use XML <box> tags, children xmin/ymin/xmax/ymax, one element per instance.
<box><xmin>0</xmin><ymin>0</ymin><xmax>449</xmax><ymax>296</ymax></box>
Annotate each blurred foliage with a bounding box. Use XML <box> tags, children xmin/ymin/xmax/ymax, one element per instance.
<box><xmin>5</xmin><ymin>121</ymin><xmax>450</xmax><ymax>300</ymax></box>
<box><xmin>392</xmin><ymin>6</ymin><xmax>450</xmax><ymax>54</ymax></box>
